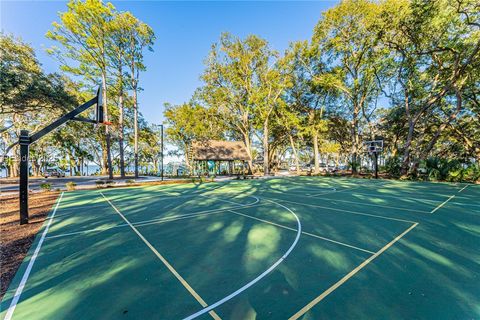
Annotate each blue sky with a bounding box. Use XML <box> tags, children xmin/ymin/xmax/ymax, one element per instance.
<box><xmin>1</xmin><ymin>1</ymin><xmax>338</xmax><ymax>125</ymax></box>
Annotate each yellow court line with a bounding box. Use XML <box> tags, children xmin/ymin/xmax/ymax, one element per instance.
<box><xmin>100</xmin><ymin>192</ymin><xmax>221</xmax><ymax>320</ymax></box>
<box><xmin>430</xmin><ymin>195</ymin><xmax>456</xmax><ymax>213</ymax></box>
<box><xmin>289</xmin><ymin>222</ymin><xmax>419</xmax><ymax>320</ymax></box>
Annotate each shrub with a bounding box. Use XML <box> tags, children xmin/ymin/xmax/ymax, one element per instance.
<box><xmin>425</xmin><ymin>157</ymin><xmax>461</xmax><ymax>181</ymax></box>
<box><xmin>126</xmin><ymin>179</ymin><xmax>135</xmax><ymax>185</ymax></box>
<box><xmin>105</xmin><ymin>180</ymin><xmax>115</xmax><ymax>187</ymax></box>
<box><xmin>463</xmin><ymin>164</ymin><xmax>480</xmax><ymax>182</ymax></box>
<box><xmin>40</xmin><ymin>183</ymin><xmax>52</xmax><ymax>192</ymax></box>
<box><xmin>385</xmin><ymin>156</ymin><xmax>402</xmax><ymax>178</ymax></box>
<box><xmin>447</xmin><ymin>168</ymin><xmax>464</xmax><ymax>182</ymax></box>
<box><xmin>66</xmin><ymin>181</ymin><xmax>77</xmax><ymax>191</ymax></box>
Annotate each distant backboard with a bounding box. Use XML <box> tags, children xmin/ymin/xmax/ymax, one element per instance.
<box><xmin>364</xmin><ymin>140</ymin><xmax>383</xmax><ymax>155</ymax></box>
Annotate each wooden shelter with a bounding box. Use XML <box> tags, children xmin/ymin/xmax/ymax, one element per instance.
<box><xmin>191</xmin><ymin>140</ymin><xmax>251</xmax><ymax>175</ymax></box>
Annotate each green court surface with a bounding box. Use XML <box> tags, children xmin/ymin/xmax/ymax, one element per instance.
<box><xmin>1</xmin><ymin>177</ymin><xmax>479</xmax><ymax>319</ymax></box>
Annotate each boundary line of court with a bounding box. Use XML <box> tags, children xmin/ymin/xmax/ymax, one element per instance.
<box><xmin>262</xmin><ymin>196</ymin><xmax>418</xmax><ymax>224</ymax></box>
<box><xmin>3</xmin><ymin>192</ymin><xmax>65</xmax><ymax>320</ymax></box>
<box><xmin>100</xmin><ymin>192</ymin><xmax>221</xmax><ymax>320</ymax></box>
<box><xmin>458</xmin><ymin>185</ymin><xmax>469</xmax><ymax>193</ymax></box>
<box><xmin>308</xmin><ymin>186</ymin><xmax>361</xmax><ymax>197</ymax></box>
<box><xmin>430</xmin><ymin>195</ymin><xmax>456</xmax><ymax>213</ymax></box>
<box><xmin>183</xmin><ymin>198</ymin><xmax>302</xmax><ymax>320</ymax></box>
<box><xmin>228</xmin><ymin>209</ymin><xmax>374</xmax><ymax>255</ymax></box>
<box><xmin>289</xmin><ymin>222</ymin><xmax>419</xmax><ymax>319</ymax></box>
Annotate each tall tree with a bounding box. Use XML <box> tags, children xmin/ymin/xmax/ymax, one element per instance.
<box><xmin>108</xmin><ymin>12</ymin><xmax>132</xmax><ymax>178</ymax></box>
<box><xmin>201</xmin><ymin>33</ymin><xmax>277</xmax><ymax>173</ymax></box>
<box><xmin>47</xmin><ymin>0</ymin><xmax>115</xmax><ymax>179</ymax></box>
<box><xmin>1</xmin><ymin>34</ymin><xmax>79</xmax><ymax>177</ymax></box>
<box><xmin>284</xmin><ymin>41</ymin><xmax>332</xmax><ymax>174</ymax></box>
<box><xmin>312</xmin><ymin>0</ymin><xmax>385</xmax><ymax>173</ymax></box>
<box><xmin>379</xmin><ymin>0</ymin><xmax>480</xmax><ymax>174</ymax></box>
<box><xmin>46</xmin><ymin>0</ymin><xmax>115</xmax><ymax>179</ymax></box>
<box><xmin>251</xmin><ymin>42</ymin><xmax>290</xmax><ymax>175</ymax></box>
<box><xmin>123</xmin><ymin>12</ymin><xmax>155</xmax><ymax>178</ymax></box>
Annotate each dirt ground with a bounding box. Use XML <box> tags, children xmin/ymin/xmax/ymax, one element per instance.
<box><xmin>0</xmin><ymin>192</ymin><xmax>59</xmax><ymax>300</ymax></box>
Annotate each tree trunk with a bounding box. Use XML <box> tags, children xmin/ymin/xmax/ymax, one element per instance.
<box><xmin>263</xmin><ymin>120</ymin><xmax>269</xmax><ymax>176</ymax></box>
<box><xmin>351</xmin><ymin>104</ymin><xmax>359</xmax><ymax>174</ymax></box>
<box><xmin>133</xmin><ymin>86</ymin><xmax>139</xmax><ymax>178</ymax></box>
<box><xmin>242</xmin><ymin>133</ymin><xmax>253</xmax><ymax>175</ymax></box>
<box><xmin>289</xmin><ymin>134</ymin><xmax>300</xmax><ymax>175</ymax></box>
<box><xmin>118</xmin><ymin>98</ymin><xmax>125</xmax><ymax>178</ymax></box>
<box><xmin>401</xmin><ymin>118</ymin><xmax>415</xmax><ymax>175</ymax></box>
<box><xmin>102</xmin><ymin>72</ymin><xmax>113</xmax><ymax>179</ymax></box>
<box><xmin>313</xmin><ymin>131</ymin><xmax>319</xmax><ymax>174</ymax></box>
<box><xmin>118</xmin><ymin>72</ymin><xmax>126</xmax><ymax>178</ymax></box>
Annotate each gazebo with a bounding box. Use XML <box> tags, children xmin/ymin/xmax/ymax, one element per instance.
<box><xmin>191</xmin><ymin>140</ymin><xmax>251</xmax><ymax>176</ymax></box>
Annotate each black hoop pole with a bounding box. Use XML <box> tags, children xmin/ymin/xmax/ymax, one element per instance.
<box><xmin>19</xmin><ymin>130</ymin><xmax>30</xmax><ymax>224</ymax></box>
<box><xmin>17</xmin><ymin>87</ymin><xmax>102</xmax><ymax>225</ymax></box>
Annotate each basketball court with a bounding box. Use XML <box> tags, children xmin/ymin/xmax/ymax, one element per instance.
<box><xmin>1</xmin><ymin>177</ymin><xmax>478</xmax><ymax>319</ymax></box>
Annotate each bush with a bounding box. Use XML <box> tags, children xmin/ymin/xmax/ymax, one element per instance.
<box><xmin>40</xmin><ymin>183</ymin><xmax>52</xmax><ymax>192</ymax></box>
<box><xmin>95</xmin><ymin>180</ymin><xmax>106</xmax><ymax>188</ymax></box>
<box><xmin>425</xmin><ymin>157</ymin><xmax>461</xmax><ymax>181</ymax></box>
<box><xmin>385</xmin><ymin>156</ymin><xmax>402</xmax><ymax>178</ymax></box>
<box><xmin>126</xmin><ymin>179</ymin><xmax>135</xmax><ymax>185</ymax></box>
<box><xmin>66</xmin><ymin>181</ymin><xmax>77</xmax><ymax>191</ymax></box>
<box><xmin>105</xmin><ymin>180</ymin><xmax>115</xmax><ymax>187</ymax></box>
<box><xmin>463</xmin><ymin>164</ymin><xmax>480</xmax><ymax>182</ymax></box>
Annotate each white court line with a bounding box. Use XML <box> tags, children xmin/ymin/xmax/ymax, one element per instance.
<box><xmin>100</xmin><ymin>192</ymin><xmax>221</xmax><ymax>320</ymax></box>
<box><xmin>304</xmin><ymin>195</ymin><xmax>429</xmax><ymax>214</ymax></box>
<box><xmin>430</xmin><ymin>195</ymin><xmax>456</xmax><ymax>213</ymax></box>
<box><xmin>228</xmin><ymin>210</ymin><xmax>374</xmax><ymax>255</ymax></box>
<box><xmin>458</xmin><ymin>185</ymin><xmax>469</xmax><ymax>193</ymax></box>
<box><xmin>46</xmin><ymin>202</ymin><xmax>264</xmax><ymax>239</ymax></box>
<box><xmin>289</xmin><ymin>222</ymin><xmax>419</xmax><ymax>319</ymax></box>
<box><xmin>262</xmin><ymin>196</ymin><xmax>417</xmax><ymax>224</ymax></box>
<box><xmin>4</xmin><ymin>192</ymin><xmax>64</xmax><ymax>320</ymax></box>
<box><xmin>308</xmin><ymin>186</ymin><xmax>359</xmax><ymax>197</ymax></box>
<box><xmin>184</xmin><ymin>198</ymin><xmax>302</xmax><ymax>320</ymax></box>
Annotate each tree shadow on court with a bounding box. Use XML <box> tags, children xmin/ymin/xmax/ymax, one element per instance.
<box><xmin>2</xmin><ymin>180</ymin><xmax>478</xmax><ymax>319</ymax></box>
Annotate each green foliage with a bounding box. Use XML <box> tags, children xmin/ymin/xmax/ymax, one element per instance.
<box><xmin>126</xmin><ymin>179</ymin><xmax>135</xmax><ymax>185</ymax></box>
<box><xmin>66</xmin><ymin>181</ymin><xmax>77</xmax><ymax>191</ymax></box>
<box><xmin>423</xmin><ymin>158</ymin><xmax>472</xmax><ymax>182</ymax></box>
<box><xmin>0</xmin><ymin>33</ymin><xmax>78</xmax><ymax>115</ymax></box>
<box><xmin>40</xmin><ymin>183</ymin><xmax>52</xmax><ymax>192</ymax></box>
<box><xmin>164</xmin><ymin>102</ymin><xmax>224</xmax><ymax>169</ymax></box>
<box><xmin>385</xmin><ymin>156</ymin><xmax>402</xmax><ymax>178</ymax></box>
